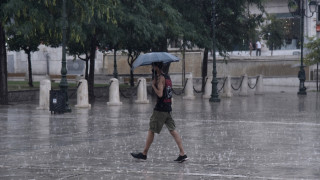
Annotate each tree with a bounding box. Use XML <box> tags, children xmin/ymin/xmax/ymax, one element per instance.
<box><xmin>117</xmin><ymin>0</ymin><xmax>162</xmax><ymax>86</ymax></box>
<box><xmin>116</xmin><ymin>0</ymin><xmax>183</xmax><ymax>86</ymax></box>
<box><xmin>172</xmin><ymin>0</ymin><xmax>210</xmax><ymax>90</ymax></box>
<box><xmin>148</xmin><ymin>0</ymin><xmax>182</xmax><ymax>52</ymax></box>
<box><xmin>172</xmin><ymin>0</ymin><xmax>265</xmax><ymax>91</ymax></box>
<box><xmin>67</xmin><ymin>41</ymin><xmax>91</xmax><ymax>80</ymax></box>
<box><xmin>304</xmin><ymin>37</ymin><xmax>320</xmax><ymax>65</ymax></box>
<box><xmin>305</xmin><ymin>37</ymin><xmax>320</xmax><ymax>91</ymax></box>
<box><xmin>64</xmin><ymin>0</ymin><xmax>118</xmax><ymax>101</ymax></box>
<box><xmin>261</xmin><ymin>15</ymin><xmax>285</xmax><ymax>56</ymax></box>
<box><xmin>6</xmin><ymin>35</ymin><xmax>40</xmax><ymax>87</ymax></box>
<box><xmin>148</xmin><ymin>0</ymin><xmax>183</xmax><ymax>74</ymax></box>
<box><xmin>4</xmin><ymin>0</ymin><xmax>60</xmax><ymax>88</ymax></box>
<box><xmin>0</xmin><ymin>1</ymin><xmax>8</xmax><ymax>105</ymax></box>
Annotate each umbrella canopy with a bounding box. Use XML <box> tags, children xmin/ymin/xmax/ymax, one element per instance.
<box><xmin>132</xmin><ymin>52</ymin><xmax>180</xmax><ymax>70</ymax></box>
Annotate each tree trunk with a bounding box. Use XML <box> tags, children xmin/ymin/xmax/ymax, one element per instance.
<box><xmin>202</xmin><ymin>48</ymin><xmax>208</xmax><ymax>92</ymax></box>
<box><xmin>85</xmin><ymin>59</ymin><xmax>89</xmax><ymax>80</ymax></box>
<box><xmin>153</xmin><ymin>37</ymin><xmax>168</xmax><ymax>52</ymax></box>
<box><xmin>159</xmin><ymin>37</ymin><xmax>168</xmax><ymax>52</ymax></box>
<box><xmin>88</xmin><ymin>37</ymin><xmax>96</xmax><ymax>102</ymax></box>
<box><xmin>130</xmin><ymin>66</ymin><xmax>134</xmax><ymax>87</ymax></box>
<box><xmin>182</xmin><ymin>45</ymin><xmax>186</xmax><ymax>86</ymax></box>
<box><xmin>113</xmin><ymin>49</ymin><xmax>118</xmax><ymax>78</ymax></box>
<box><xmin>127</xmin><ymin>53</ymin><xmax>134</xmax><ymax>87</ymax></box>
<box><xmin>26</xmin><ymin>50</ymin><xmax>33</xmax><ymax>87</ymax></box>
<box><xmin>0</xmin><ymin>24</ymin><xmax>8</xmax><ymax>105</ymax></box>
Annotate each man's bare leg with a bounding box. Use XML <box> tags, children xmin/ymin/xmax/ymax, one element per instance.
<box><xmin>170</xmin><ymin>130</ymin><xmax>185</xmax><ymax>156</ymax></box>
<box><xmin>142</xmin><ymin>130</ymin><xmax>154</xmax><ymax>155</ymax></box>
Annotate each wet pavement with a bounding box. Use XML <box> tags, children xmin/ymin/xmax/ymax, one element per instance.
<box><xmin>0</xmin><ymin>88</ymin><xmax>320</xmax><ymax>179</ymax></box>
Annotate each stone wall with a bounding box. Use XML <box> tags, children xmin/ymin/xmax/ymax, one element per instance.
<box><xmin>103</xmin><ymin>51</ymin><xmax>204</xmax><ymax>77</ymax></box>
<box><xmin>212</xmin><ymin>55</ymin><xmax>303</xmax><ymax>78</ymax></box>
<box><xmin>104</xmin><ymin>53</ymin><xmax>304</xmax><ymax>80</ymax></box>
<box><xmin>6</xmin><ymin>45</ymin><xmax>105</xmax><ymax>75</ymax></box>
<box><xmin>7</xmin><ymin>45</ymin><xmax>307</xmax><ymax>84</ymax></box>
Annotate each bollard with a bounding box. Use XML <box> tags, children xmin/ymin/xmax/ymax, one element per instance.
<box><xmin>255</xmin><ymin>74</ymin><xmax>264</xmax><ymax>95</ymax></box>
<box><xmin>107</xmin><ymin>78</ymin><xmax>122</xmax><ymax>106</ymax></box>
<box><xmin>75</xmin><ymin>79</ymin><xmax>91</xmax><ymax>108</ymax></box>
<box><xmin>239</xmin><ymin>74</ymin><xmax>248</xmax><ymax>96</ymax></box>
<box><xmin>37</xmin><ymin>79</ymin><xmax>51</xmax><ymax>110</ymax></box>
<box><xmin>183</xmin><ymin>73</ymin><xmax>195</xmax><ymax>100</ymax></box>
<box><xmin>135</xmin><ymin>78</ymin><xmax>149</xmax><ymax>104</ymax></box>
<box><xmin>202</xmin><ymin>76</ymin><xmax>212</xmax><ymax>99</ymax></box>
<box><xmin>221</xmin><ymin>75</ymin><xmax>233</xmax><ymax>98</ymax></box>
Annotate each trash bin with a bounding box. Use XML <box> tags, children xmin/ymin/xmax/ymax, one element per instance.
<box><xmin>49</xmin><ymin>90</ymin><xmax>66</xmax><ymax>114</ymax></box>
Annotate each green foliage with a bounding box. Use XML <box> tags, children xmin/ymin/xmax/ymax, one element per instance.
<box><xmin>288</xmin><ymin>0</ymin><xmax>300</xmax><ymax>16</ymax></box>
<box><xmin>115</xmin><ymin>0</ymin><xmax>182</xmax><ymax>69</ymax></box>
<box><xmin>4</xmin><ymin>0</ymin><xmax>59</xmax><ymax>48</ymax></box>
<box><xmin>215</xmin><ymin>0</ymin><xmax>264</xmax><ymax>54</ymax></box>
<box><xmin>2</xmin><ymin>0</ymin><xmax>266</xmax><ymax>60</ymax></box>
<box><xmin>304</xmin><ymin>37</ymin><xmax>320</xmax><ymax>65</ymax></box>
<box><xmin>66</xmin><ymin>0</ymin><xmax>118</xmax><ymax>49</ymax></box>
<box><xmin>261</xmin><ymin>15</ymin><xmax>286</xmax><ymax>51</ymax></box>
<box><xmin>172</xmin><ymin>0</ymin><xmax>265</xmax><ymax>55</ymax></box>
<box><xmin>172</xmin><ymin>0</ymin><xmax>207</xmax><ymax>49</ymax></box>
<box><xmin>67</xmin><ymin>0</ymin><xmax>117</xmax><ymax>43</ymax></box>
<box><xmin>0</xmin><ymin>1</ymin><xmax>9</xmax><ymax>25</ymax></box>
<box><xmin>1</xmin><ymin>0</ymin><xmax>267</xmax><ymax>82</ymax></box>
<box><xmin>148</xmin><ymin>0</ymin><xmax>183</xmax><ymax>51</ymax></box>
<box><xmin>3</xmin><ymin>0</ymin><xmax>60</xmax><ymax>87</ymax></box>
<box><xmin>5</xmin><ymin>1</ymin><xmax>43</xmax><ymax>52</ymax></box>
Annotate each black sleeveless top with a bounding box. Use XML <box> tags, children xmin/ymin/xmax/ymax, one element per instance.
<box><xmin>154</xmin><ymin>73</ymin><xmax>172</xmax><ymax>112</ymax></box>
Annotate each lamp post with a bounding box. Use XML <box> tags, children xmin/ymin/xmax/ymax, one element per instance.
<box><xmin>59</xmin><ymin>0</ymin><xmax>71</xmax><ymax>112</ymax></box>
<box><xmin>288</xmin><ymin>0</ymin><xmax>317</xmax><ymax>95</ymax></box>
<box><xmin>210</xmin><ymin>0</ymin><xmax>220</xmax><ymax>102</ymax></box>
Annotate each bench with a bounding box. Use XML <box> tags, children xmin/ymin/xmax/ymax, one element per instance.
<box><xmin>8</xmin><ymin>73</ymin><xmax>25</xmax><ymax>77</ymax></box>
<box><xmin>8</xmin><ymin>73</ymin><xmax>26</xmax><ymax>81</ymax></box>
<box><xmin>8</xmin><ymin>73</ymin><xmax>80</xmax><ymax>83</ymax></box>
<box><xmin>49</xmin><ymin>75</ymin><xmax>80</xmax><ymax>83</ymax></box>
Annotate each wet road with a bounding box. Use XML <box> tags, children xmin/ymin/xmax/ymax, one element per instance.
<box><xmin>0</xmin><ymin>90</ymin><xmax>320</xmax><ymax>179</ymax></box>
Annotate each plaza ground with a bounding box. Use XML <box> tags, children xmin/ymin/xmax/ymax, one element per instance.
<box><xmin>0</xmin><ymin>86</ymin><xmax>319</xmax><ymax>179</ymax></box>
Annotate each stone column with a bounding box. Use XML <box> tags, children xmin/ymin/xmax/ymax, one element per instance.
<box><xmin>239</xmin><ymin>74</ymin><xmax>248</xmax><ymax>96</ymax></box>
<box><xmin>107</xmin><ymin>78</ymin><xmax>122</xmax><ymax>106</ymax></box>
<box><xmin>37</xmin><ymin>79</ymin><xmax>51</xmax><ymax>110</ymax></box>
<box><xmin>202</xmin><ymin>76</ymin><xmax>212</xmax><ymax>99</ymax></box>
<box><xmin>183</xmin><ymin>73</ymin><xmax>195</xmax><ymax>100</ymax></box>
<box><xmin>75</xmin><ymin>79</ymin><xmax>91</xmax><ymax>108</ymax></box>
<box><xmin>255</xmin><ymin>75</ymin><xmax>264</xmax><ymax>95</ymax></box>
<box><xmin>135</xmin><ymin>78</ymin><xmax>149</xmax><ymax>104</ymax></box>
<box><xmin>221</xmin><ymin>76</ymin><xmax>233</xmax><ymax>98</ymax></box>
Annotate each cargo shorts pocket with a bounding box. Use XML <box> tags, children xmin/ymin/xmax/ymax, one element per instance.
<box><xmin>149</xmin><ymin>111</ymin><xmax>166</xmax><ymax>134</ymax></box>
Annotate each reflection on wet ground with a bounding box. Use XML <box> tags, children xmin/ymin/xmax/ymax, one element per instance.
<box><xmin>0</xmin><ymin>90</ymin><xmax>319</xmax><ymax>179</ymax></box>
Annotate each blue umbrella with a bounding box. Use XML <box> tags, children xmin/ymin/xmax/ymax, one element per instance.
<box><xmin>132</xmin><ymin>52</ymin><xmax>180</xmax><ymax>70</ymax></box>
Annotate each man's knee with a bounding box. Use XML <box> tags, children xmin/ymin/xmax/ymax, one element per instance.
<box><xmin>148</xmin><ymin>130</ymin><xmax>155</xmax><ymax>135</ymax></box>
<box><xmin>170</xmin><ymin>130</ymin><xmax>178</xmax><ymax>136</ymax></box>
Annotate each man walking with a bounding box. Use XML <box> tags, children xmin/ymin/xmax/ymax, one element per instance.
<box><xmin>131</xmin><ymin>62</ymin><xmax>188</xmax><ymax>163</ymax></box>
<box><xmin>256</xmin><ymin>40</ymin><xmax>261</xmax><ymax>56</ymax></box>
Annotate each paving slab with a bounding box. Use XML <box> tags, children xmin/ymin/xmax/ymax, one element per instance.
<box><xmin>0</xmin><ymin>89</ymin><xmax>320</xmax><ymax>179</ymax></box>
